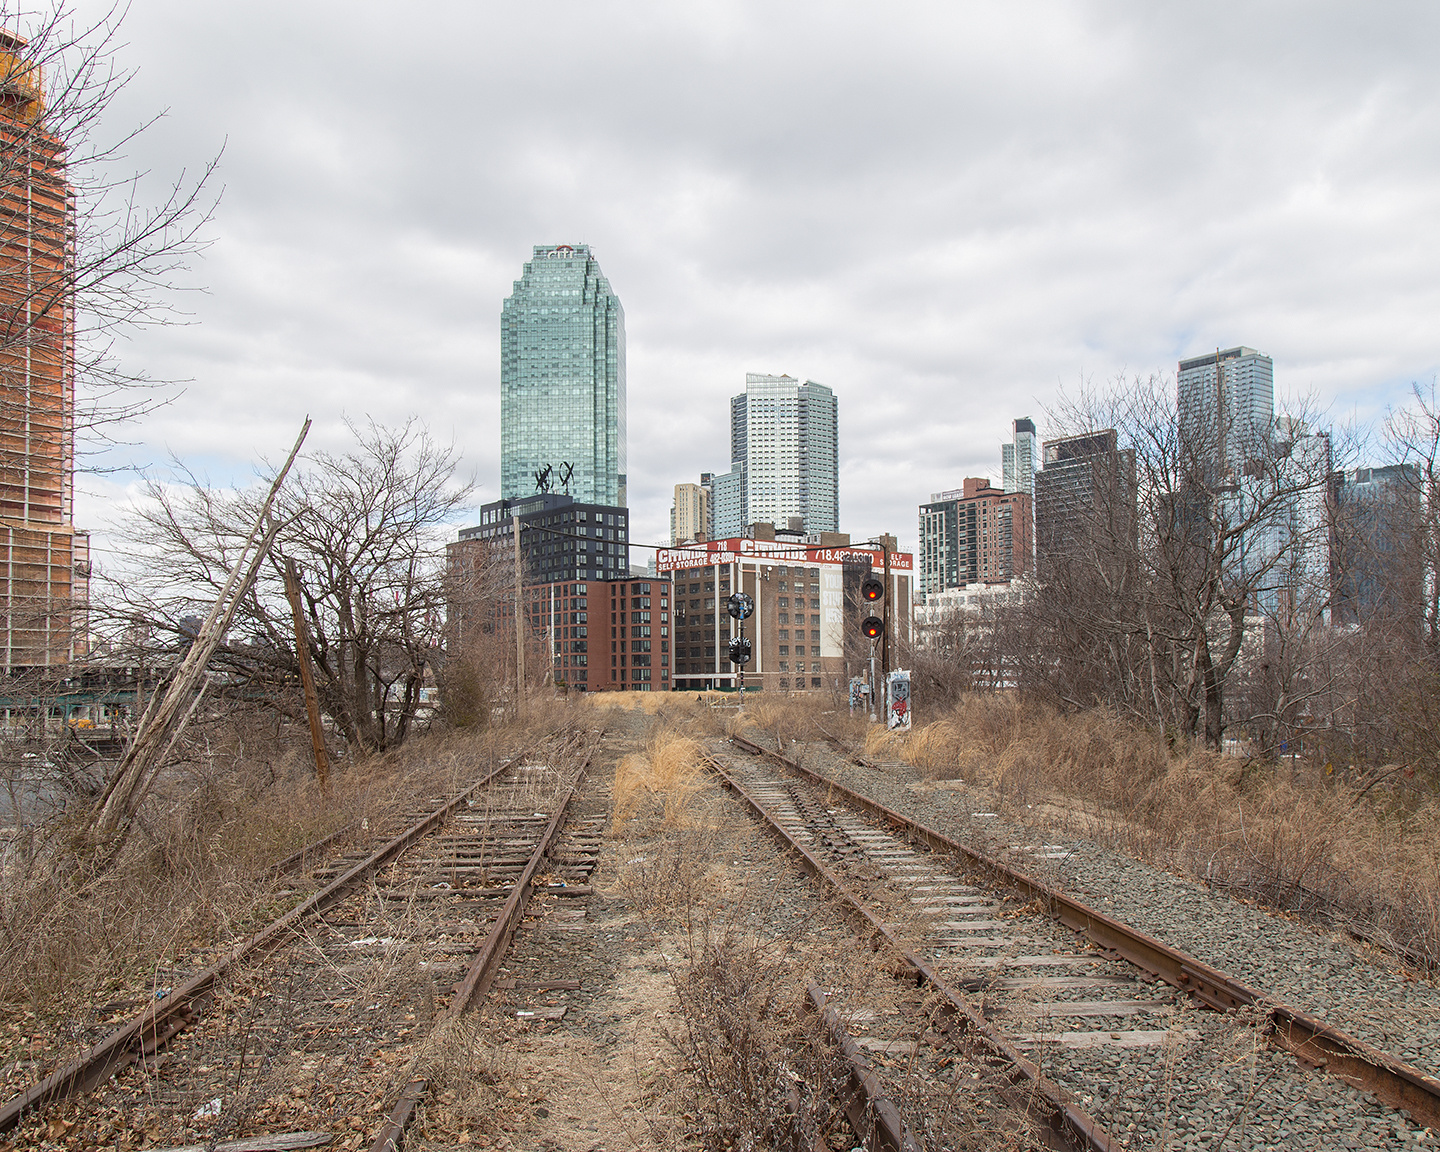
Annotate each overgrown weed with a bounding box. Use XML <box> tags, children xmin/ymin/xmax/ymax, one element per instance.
<box><xmin>0</xmin><ymin>700</ymin><xmax>585</xmax><ymax>1071</ymax></box>
<box><xmin>913</xmin><ymin>695</ymin><xmax>1440</xmax><ymax>969</ymax></box>
<box><xmin>613</xmin><ymin>727</ymin><xmax>706</xmax><ymax>831</ymax></box>
<box><xmin>663</xmin><ymin>925</ymin><xmax>848</xmax><ymax>1152</ymax></box>
<box><xmin>726</xmin><ymin>694</ymin><xmax>869</xmax><ymax>755</ymax></box>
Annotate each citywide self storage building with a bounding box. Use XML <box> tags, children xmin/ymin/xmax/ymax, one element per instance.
<box><xmin>657</xmin><ymin>535</ymin><xmax>912</xmax><ymax>692</ymax></box>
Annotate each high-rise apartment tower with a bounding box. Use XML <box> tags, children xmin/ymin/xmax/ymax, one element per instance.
<box><xmin>1178</xmin><ymin>346</ymin><xmax>1274</xmax><ymax>477</ymax></box>
<box><xmin>712</xmin><ymin>373</ymin><xmax>838</xmax><ymax>537</ymax></box>
<box><xmin>500</xmin><ymin>244</ymin><xmax>625</xmax><ymax>507</ymax></box>
<box><xmin>1001</xmin><ymin>417</ymin><xmax>1037</xmax><ymax>496</ymax></box>
<box><xmin>670</xmin><ymin>476</ymin><xmax>711</xmax><ymax>545</ymax></box>
<box><xmin>1034</xmin><ymin>430</ymin><xmax>1136</xmax><ymax>579</ymax></box>
<box><xmin>1331</xmin><ymin>464</ymin><xmax>1422</xmax><ymax>626</ymax></box>
<box><xmin>0</xmin><ymin>31</ymin><xmax>89</xmax><ymax>671</ymax></box>
<box><xmin>919</xmin><ymin>479</ymin><xmax>1032</xmax><ymax>595</ymax></box>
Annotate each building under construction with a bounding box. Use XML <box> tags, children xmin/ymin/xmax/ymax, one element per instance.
<box><xmin>0</xmin><ymin>29</ymin><xmax>87</xmax><ymax>674</ymax></box>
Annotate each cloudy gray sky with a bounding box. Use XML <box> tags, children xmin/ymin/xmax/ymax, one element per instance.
<box><xmin>67</xmin><ymin>0</ymin><xmax>1440</xmax><ymax>561</ymax></box>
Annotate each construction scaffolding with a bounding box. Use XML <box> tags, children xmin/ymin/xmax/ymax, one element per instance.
<box><xmin>0</xmin><ymin>28</ymin><xmax>87</xmax><ymax>671</ymax></box>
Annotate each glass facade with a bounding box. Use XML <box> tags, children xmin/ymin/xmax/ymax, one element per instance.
<box><xmin>501</xmin><ymin>244</ymin><xmax>626</xmax><ymax>507</ymax></box>
<box><xmin>1001</xmin><ymin>416</ymin><xmax>1037</xmax><ymax>496</ymax></box>
<box><xmin>1177</xmin><ymin>346</ymin><xmax>1274</xmax><ymax>479</ymax></box>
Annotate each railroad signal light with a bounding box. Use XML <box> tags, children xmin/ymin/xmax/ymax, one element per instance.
<box><xmin>861</xmin><ymin>616</ymin><xmax>884</xmax><ymax>640</ymax></box>
<box><xmin>860</xmin><ymin>577</ymin><xmax>884</xmax><ymax>603</ymax></box>
<box><xmin>727</xmin><ymin>592</ymin><xmax>754</xmax><ymax>620</ymax></box>
<box><xmin>727</xmin><ymin>636</ymin><xmax>752</xmax><ymax>665</ymax></box>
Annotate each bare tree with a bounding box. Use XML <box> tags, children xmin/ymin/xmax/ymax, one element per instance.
<box><xmin>105</xmin><ymin>420</ymin><xmax>473</xmax><ymax>754</ymax></box>
<box><xmin>1382</xmin><ymin>381</ymin><xmax>1440</xmax><ymax>654</ymax></box>
<box><xmin>441</xmin><ymin>526</ymin><xmax>525</xmax><ymax>725</ymax></box>
<box><xmin>0</xmin><ymin>3</ymin><xmax>218</xmax><ymax>462</ymax></box>
<box><xmin>1021</xmin><ymin>375</ymin><xmax>1343</xmax><ymax>750</ymax></box>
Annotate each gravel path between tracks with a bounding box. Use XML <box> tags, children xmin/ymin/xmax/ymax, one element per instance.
<box><xmin>780</xmin><ymin>737</ymin><xmax>1439</xmax><ymax>1147</ymax></box>
<box><xmin>406</xmin><ymin>708</ymin><xmax>689</xmax><ymax>1152</ymax></box>
<box><xmin>414</xmin><ymin>708</ymin><xmax>1059</xmax><ymax>1151</ymax></box>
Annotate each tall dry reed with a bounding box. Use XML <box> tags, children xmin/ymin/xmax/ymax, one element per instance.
<box><xmin>613</xmin><ymin>727</ymin><xmax>706</xmax><ymax>830</ymax></box>
<box><xmin>912</xmin><ymin>695</ymin><xmax>1440</xmax><ymax>967</ymax></box>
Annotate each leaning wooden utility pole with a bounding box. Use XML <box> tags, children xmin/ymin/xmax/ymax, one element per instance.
<box><xmin>83</xmin><ymin>419</ymin><xmax>312</xmax><ymax>869</ymax></box>
<box><xmin>282</xmin><ymin>556</ymin><xmax>330</xmax><ymax>790</ymax></box>
<box><xmin>512</xmin><ymin>513</ymin><xmax>525</xmax><ymax>719</ymax></box>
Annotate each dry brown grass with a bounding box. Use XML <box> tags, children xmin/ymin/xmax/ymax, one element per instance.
<box><xmin>586</xmin><ymin>690</ymin><xmax>692</xmax><ymax>715</ymax></box>
<box><xmin>863</xmin><ymin>723</ymin><xmax>906</xmax><ymax>762</ymax></box>
<box><xmin>662</xmin><ymin>927</ymin><xmax>851</xmax><ymax>1152</ymax></box>
<box><xmin>726</xmin><ymin>693</ymin><xmax>867</xmax><ymax>755</ymax></box>
<box><xmin>0</xmin><ymin>697</ymin><xmax>586</xmax><ymax>1087</ymax></box>
<box><xmin>613</xmin><ymin>727</ymin><xmax>706</xmax><ymax>831</ymax></box>
<box><xmin>586</xmin><ymin>689</ymin><xmax>730</xmax><ymax>742</ymax></box>
<box><xmin>912</xmin><ymin>695</ymin><xmax>1440</xmax><ymax>968</ymax></box>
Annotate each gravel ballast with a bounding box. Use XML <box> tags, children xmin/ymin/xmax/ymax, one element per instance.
<box><xmin>768</xmin><ymin>739</ymin><xmax>1440</xmax><ymax>1148</ymax></box>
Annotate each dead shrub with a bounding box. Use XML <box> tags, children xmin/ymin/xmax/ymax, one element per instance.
<box><xmin>615</xmin><ymin>826</ymin><xmax>723</xmax><ymax>920</ymax></box>
<box><xmin>410</xmin><ymin>1016</ymin><xmax>516</xmax><ymax>1144</ymax></box>
<box><xmin>665</xmin><ymin>928</ymin><xmax>848</xmax><ymax>1152</ymax></box>
<box><xmin>435</xmin><ymin>656</ymin><xmax>489</xmax><ymax>729</ymax></box>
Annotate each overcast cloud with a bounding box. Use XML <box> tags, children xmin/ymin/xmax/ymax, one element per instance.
<box><xmin>65</xmin><ymin>0</ymin><xmax>1440</xmax><ymax>560</ymax></box>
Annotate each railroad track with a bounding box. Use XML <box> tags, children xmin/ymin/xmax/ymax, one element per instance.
<box><xmin>0</xmin><ymin>726</ymin><xmax>606</xmax><ymax>1151</ymax></box>
<box><xmin>716</xmin><ymin>733</ymin><xmax>1440</xmax><ymax>1150</ymax></box>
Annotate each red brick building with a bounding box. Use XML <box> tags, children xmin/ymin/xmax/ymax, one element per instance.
<box><xmin>918</xmin><ymin>478</ymin><xmax>1031</xmax><ymax>595</ymax></box>
<box><xmin>520</xmin><ymin>575</ymin><xmax>673</xmax><ymax>691</ymax></box>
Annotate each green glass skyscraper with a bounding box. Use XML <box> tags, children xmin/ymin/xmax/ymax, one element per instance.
<box><xmin>500</xmin><ymin>244</ymin><xmax>626</xmax><ymax>507</ymax></box>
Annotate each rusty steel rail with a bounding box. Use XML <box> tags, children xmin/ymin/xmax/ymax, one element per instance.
<box><xmin>707</xmin><ymin>752</ymin><xmax>1115</xmax><ymax>1152</ymax></box>
<box><xmin>805</xmin><ymin>982</ymin><xmax>921</xmax><ymax>1152</ymax></box>
<box><xmin>272</xmin><ymin>820</ymin><xmax>358</xmax><ymax>875</ymax></box>
<box><xmin>731</xmin><ymin>733</ymin><xmax>1440</xmax><ymax>1130</ymax></box>
<box><xmin>369</xmin><ymin>749</ymin><xmax>595</xmax><ymax>1152</ymax></box>
<box><xmin>0</xmin><ymin>751</ymin><xmax>530</xmax><ymax>1134</ymax></box>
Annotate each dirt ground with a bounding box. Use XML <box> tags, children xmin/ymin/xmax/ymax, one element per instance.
<box><xmin>408</xmin><ymin>706</ymin><xmax>697</xmax><ymax>1151</ymax></box>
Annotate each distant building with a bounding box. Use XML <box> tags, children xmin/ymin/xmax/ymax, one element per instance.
<box><xmin>656</xmin><ymin>531</ymin><xmax>911</xmax><ymax>693</ymax></box>
<box><xmin>455</xmin><ymin>494</ymin><xmax>629</xmax><ymax>586</ymax></box>
<box><xmin>451</xmin><ymin>573</ymin><xmax>672</xmax><ymax>692</ymax></box>
<box><xmin>670</xmin><ymin>476</ymin><xmax>712</xmax><ymax>544</ymax></box>
<box><xmin>712</xmin><ymin>464</ymin><xmax>748</xmax><ymax>539</ymax></box>
<box><xmin>1178</xmin><ymin>346</ymin><xmax>1274</xmax><ymax>478</ymax></box>
<box><xmin>1001</xmin><ymin>417</ymin><xmax>1038</xmax><ymax>496</ymax></box>
<box><xmin>918</xmin><ymin>479</ymin><xmax>1032</xmax><ymax>596</ymax></box>
<box><xmin>0</xmin><ymin>30</ymin><xmax>89</xmax><ymax>671</ymax></box>
<box><xmin>914</xmin><ymin>581</ymin><xmax>1033</xmax><ymax>628</ymax></box>
<box><xmin>711</xmin><ymin>373</ymin><xmax>839</xmax><ymax>538</ymax></box>
<box><xmin>595</xmin><ymin>576</ymin><xmax>675</xmax><ymax>689</ymax></box>
<box><xmin>1034</xmin><ymin>430</ymin><xmax>1136</xmax><ymax>577</ymax></box>
<box><xmin>913</xmin><ymin>580</ymin><xmax>1034</xmax><ymax>690</ymax></box>
<box><xmin>1331</xmin><ymin>463</ymin><xmax>1422</xmax><ymax>626</ymax></box>
<box><xmin>500</xmin><ymin>244</ymin><xmax>625</xmax><ymax>507</ymax></box>
<box><xmin>1268</xmin><ymin>420</ymin><xmax>1333</xmax><ymax>615</ymax></box>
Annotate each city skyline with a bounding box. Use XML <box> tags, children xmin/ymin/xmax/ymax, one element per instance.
<box><xmin>43</xmin><ymin>2</ymin><xmax>1439</xmax><ymax>569</ymax></box>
